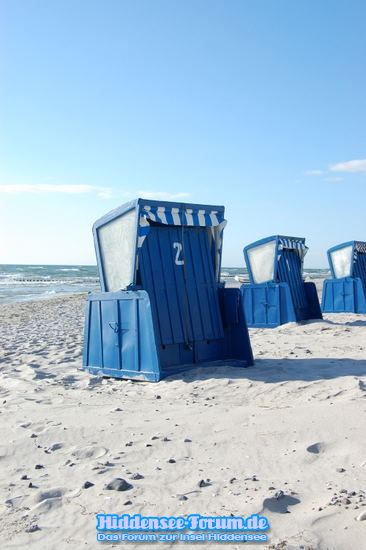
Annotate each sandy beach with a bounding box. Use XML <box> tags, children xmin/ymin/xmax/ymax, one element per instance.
<box><xmin>1</xmin><ymin>290</ymin><xmax>366</xmax><ymax>550</ymax></box>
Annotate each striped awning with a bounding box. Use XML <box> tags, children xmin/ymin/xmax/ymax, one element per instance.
<box><xmin>137</xmin><ymin>204</ymin><xmax>226</xmax><ymax>248</ymax></box>
<box><xmin>278</xmin><ymin>237</ymin><xmax>308</xmax><ymax>252</ymax></box>
<box><xmin>355</xmin><ymin>241</ymin><xmax>366</xmax><ymax>254</ymax></box>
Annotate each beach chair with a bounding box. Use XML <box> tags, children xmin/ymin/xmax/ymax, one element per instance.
<box><xmin>321</xmin><ymin>241</ymin><xmax>366</xmax><ymax>313</ymax></box>
<box><xmin>241</xmin><ymin>235</ymin><xmax>322</xmax><ymax>327</ymax></box>
<box><xmin>83</xmin><ymin>198</ymin><xmax>253</xmax><ymax>381</ymax></box>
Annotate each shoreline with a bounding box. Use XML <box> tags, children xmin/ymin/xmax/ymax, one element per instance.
<box><xmin>0</xmin><ymin>263</ymin><xmax>328</xmax><ymax>306</ymax></box>
<box><xmin>0</xmin><ymin>277</ymin><xmax>325</xmax><ymax>307</ymax></box>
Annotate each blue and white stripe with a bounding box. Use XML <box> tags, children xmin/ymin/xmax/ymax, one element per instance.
<box><xmin>137</xmin><ymin>204</ymin><xmax>226</xmax><ymax>248</ymax></box>
<box><xmin>352</xmin><ymin>241</ymin><xmax>366</xmax><ymax>262</ymax></box>
<box><xmin>278</xmin><ymin>237</ymin><xmax>308</xmax><ymax>251</ymax></box>
<box><xmin>277</xmin><ymin>237</ymin><xmax>308</xmax><ymax>263</ymax></box>
<box><xmin>355</xmin><ymin>241</ymin><xmax>366</xmax><ymax>254</ymax></box>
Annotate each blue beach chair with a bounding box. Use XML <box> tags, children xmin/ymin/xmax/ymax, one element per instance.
<box><xmin>322</xmin><ymin>241</ymin><xmax>366</xmax><ymax>313</ymax></box>
<box><xmin>83</xmin><ymin>198</ymin><xmax>253</xmax><ymax>381</ymax></box>
<box><xmin>241</xmin><ymin>235</ymin><xmax>322</xmax><ymax>327</ymax></box>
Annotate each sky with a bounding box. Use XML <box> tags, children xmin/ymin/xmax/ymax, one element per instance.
<box><xmin>1</xmin><ymin>0</ymin><xmax>366</xmax><ymax>267</ymax></box>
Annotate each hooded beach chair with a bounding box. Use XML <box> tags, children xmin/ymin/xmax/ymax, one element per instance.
<box><xmin>321</xmin><ymin>241</ymin><xmax>366</xmax><ymax>313</ymax></box>
<box><xmin>83</xmin><ymin>198</ymin><xmax>253</xmax><ymax>381</ymax></box>
<box><xmin>241</xmin><ymin>235</ymin><xmax>322</xmax><ymax>327</ymax></box>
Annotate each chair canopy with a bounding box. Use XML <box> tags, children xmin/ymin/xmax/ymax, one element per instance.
<box><xmin>244</xmin><ymin>235</ymin><xmax>308</xmax><ymax>285</ymax></box>
<box><xmin>328</xmin><ymin>241</ymin><xmax>366</xmax><ymax>293</ymax></box>
<box><xmin>93</xmin><ymin>198</ymin><xmax>227</xmax><ymax>292</ymax></box>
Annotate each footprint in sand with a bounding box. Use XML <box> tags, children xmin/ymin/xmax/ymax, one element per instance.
<box><xmin>35</xmin><ymin>488</ymin><xmax>64</xmax><ymax>503</ymax></box>
<box><xmin>262</xmin><ymin>493</ymin><xmax>301</xmax><ymax>514</ymax></box>
<box><xmin>32</xmin><ymin>371</ymin><xmax>57</xmax><ymax>380</ymax></box>
<box><xmin>32</xmin><ymin>494</ymin><xmax>64</xmax><ymax>514</ymax></box>
<box><xmin>306</xmin><ymin>442</ymin><xmax>326</xmax><ymax>454</ymax></box>
<box><xmin>49</xmin><ymin>443</ymin><xmax>63</xmax><ymax>452</ymax></box>
<box><xmin>21</xmin><ymin>421</ymin><xmax>47</xmax><ymax>433</ymax></box>
<box><xmin>72</xmin><ymin>445</ymin><xmax>108</xmax><ymax>460</ymax></box>
<box><xmin>60</xmin><ymin>375</ymin><xmax>80</xmax><ymax>387</ymax></box>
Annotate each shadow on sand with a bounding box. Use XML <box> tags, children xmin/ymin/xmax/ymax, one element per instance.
<box><xmin>163</xmin><ymin>357</ymin><xmax>366</xmax><ymax>384</ymax></box>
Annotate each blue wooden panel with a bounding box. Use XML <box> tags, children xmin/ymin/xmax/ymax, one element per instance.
<box><xmin>321</xmin><ymin>278</ymin><xmax>361</xmax><ymax>313</ymax></box>
<box><xmin>277</xmin><ymin>249</ymin><xmax>307</xmax><ymax>318</ymax></box>
<box><xmin>101</xmin><ymin>300</ymin><xmax>120</xmax><ymax>370</ymax></box>
<box><xmin>242</xmin><ymin>282</ymin><xmax>298</xmax><ymax>327</ymax></box>
<box><xmin>139</xmin><ymin>226</ymin><xmax>183</xmax><ymax>345</ymax></box>
<box><xmin>353</xmin><ymin>253</ymin><xmax>366</xmax><ymax>294</ymax></box>
<box><xmin>322</xmin><ymin>279</ymin><xmax>337</xmax><ymax>312</ymax></box>
<box><xmin>303</xmin><ymin>282</ymin><xmax>323</xmax><ymax>320</ymax></box>
<box><xmin>118</xmin><ymin>298</ymin><xmax>138</xmax><ymax>372</ymax></box>
<box><xmin>266</xmin><ymin>285</ymin><xmax>280</xmax><ymax>325</ymax></box>
<box><xmin>251</xmin><ymin>287</ymin><xmax>267</xmax><ymax>326</ymax></box>
<box><xmin>333</xmin><ymin>280</ymin><xmax>346</xmax><ymax>311</ymax></box>
<box><xmin>139</xmin><ymin>225</ymin><xmax>223</xmax><ymax>346</ymax></box>
<box><xmin>337</xmin><ymin>279</ymin><xmax>355</xmax><ymax>312</ymax></box>
<box><xmin>344</xmin><ymin>281</ymin><xmax>356</xmax><ymax>311</ymax></box>
<box><xmin>87</xmin><ymin>301</ymin><xmax>103</xmax><ymax>368</ymax></box>
<box><xmin>220</xmin><ymin>288</ymin><xmax>254</xmax><ymax>364</ymax></box>
<box><xmin>244</xmin><ymin>285</ymin><xmax>280</xmax><ymax>327</ymax></box>
<box><xmin>184</xmin><ymin>228</ymin><xmax>224</xmax><ymax>339</ymax></box>
<box><xmin>83</xmin><ymin>291</ymin><xmax>161</xmax><ymax>380</ymax></box>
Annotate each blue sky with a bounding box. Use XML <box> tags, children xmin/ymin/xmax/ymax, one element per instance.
<box><xmin>1</xmin><ymin>0</ymin><xmax>366</xmax><ymax>267</ymax></box>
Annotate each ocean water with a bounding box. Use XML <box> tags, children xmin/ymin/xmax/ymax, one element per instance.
<box><xmin>220</xmin><ymin>267</ymin><xmax>330</xmax><ymax>283</ymax></box>
<box><xmin>0</xmin><ymin>265</ymin><xmax>100</xmax><ymax>304</ymax></box>
<box><xmin>0</xmin><ymin>264</ymin><xmax>330</xmax><ymax>304</ymax></box>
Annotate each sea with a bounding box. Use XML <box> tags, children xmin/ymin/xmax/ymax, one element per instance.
<box><xmin>0</xmin><ymin>264</ymin><xmax>331</xmax><ymax>305</ymax></box>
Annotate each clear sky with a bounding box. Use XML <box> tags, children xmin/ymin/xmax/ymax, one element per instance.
<box><xmin>1</xmin><ymin>0</ymin><xmax>366</xmax><ymax>267</ymax></box>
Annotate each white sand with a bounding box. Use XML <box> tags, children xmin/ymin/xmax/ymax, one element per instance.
<box><xmin>0</xmin><ymin>291</ymin><xmax>366</xmax><ymax>550</ymax></box>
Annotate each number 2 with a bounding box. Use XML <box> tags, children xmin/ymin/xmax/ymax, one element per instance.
<box><xmin>173</xmin><ymin>242</ymin><xmax>184</xmax><ymax>265</ymax></box>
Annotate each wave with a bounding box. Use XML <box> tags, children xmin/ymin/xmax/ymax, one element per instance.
<box><xmin>0</xmin><ymin>278</ymin><xmax>99</xmax><ymax>286</ymax></box>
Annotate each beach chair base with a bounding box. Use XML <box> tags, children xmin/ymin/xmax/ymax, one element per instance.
<box><xmin>241</xmin><ymin>281</ymin><xmax>322</xmax><ymax>328</ymax></box>
<box><xmin>321</xmin><ymin>277</ymin><xmax>366</xmax><ymax>313</ymax></box>
<box><xmin>83</xmin><ymin>288</ymin><xmax>253</xmax><ymax>382</ymax></box>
